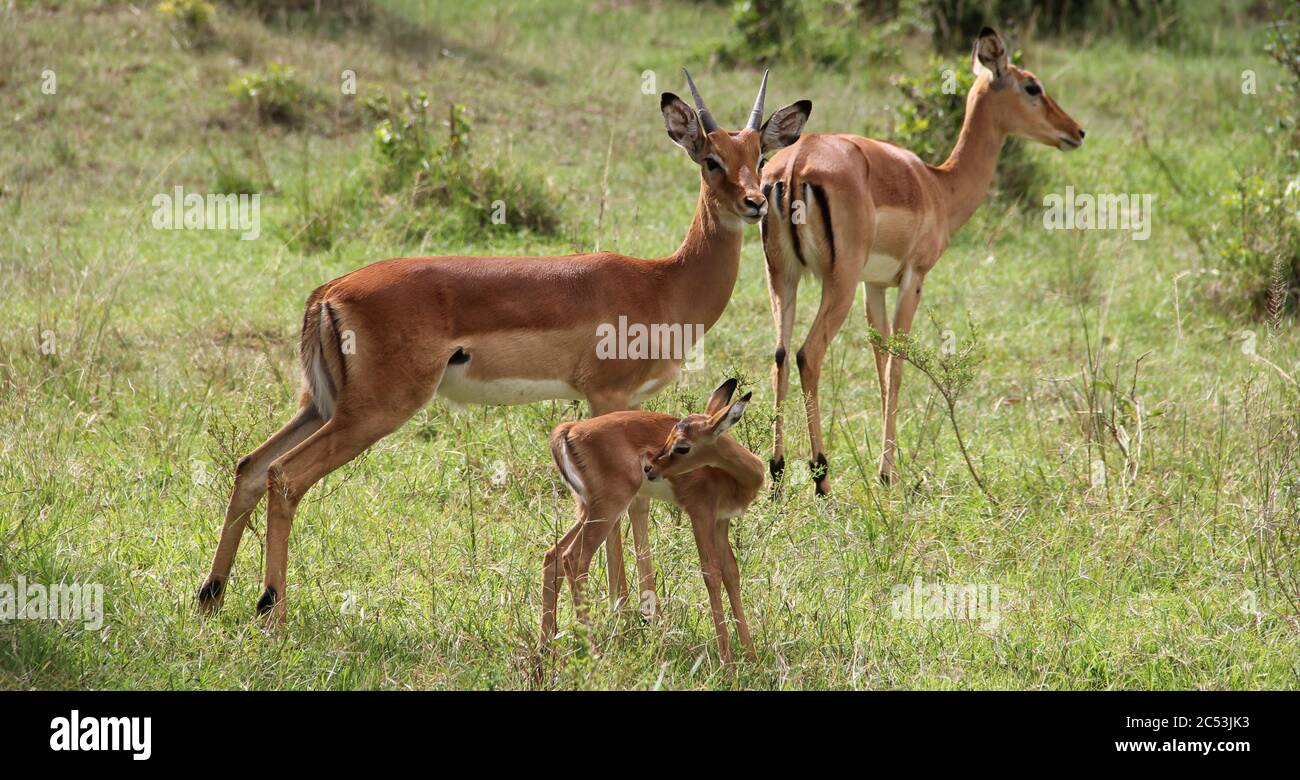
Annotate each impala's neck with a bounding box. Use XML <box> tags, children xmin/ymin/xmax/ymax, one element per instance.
<box><xmin>706</xmin><ymin>436</ymin><xmax>766</xmax><ymax>497</ymax></box>
<box><xmin>666</xmin><ymin>183</ymin><xmax>743</xmax><ymax>332</ymax></box>
<box><xmin>931</xmin><ymin>81</ymin><xmax>1007</xmax><ymax>231</ymax></box>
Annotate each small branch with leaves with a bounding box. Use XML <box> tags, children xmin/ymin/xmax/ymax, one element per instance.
<box><xmin>868</xmin><ymin>316</ymin><xmax>996</xmax><ymax>503</ymax></box>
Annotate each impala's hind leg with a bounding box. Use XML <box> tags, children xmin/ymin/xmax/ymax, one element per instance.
<box><xmin>588</xmin><ymin>394</ymin><xmax>637</xmax><ymax>610</ymax></box>
<box><xmin>199</xmin><ymin>403</ymin><xmax>322</xmax><ymax>612</ymax></box>
<box><xmin>255</xmin><ymin>405</ymin><xmax>412</xmax><ymax>623</ymax></box>
<box><xmin>561</xmin><ymin>494</ymin><xmax>634</xmax><ymax>629</ymax></box>
<box><xmin>796</xmin><ymin>264</ymin><xmax>859</xmax><ymax>496</ymax></box>
<box><xmin>537</xmin><ymin>508</ymin><xmax>585</xmax><ymax>665</ymax></box>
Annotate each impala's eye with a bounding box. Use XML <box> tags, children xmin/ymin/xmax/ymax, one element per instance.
<box><xmin>673</xmin><ymin>445</ymin><xmax>691</xmax><ymax>455</ymax></box>
<box><xmin>705</xmin><ymin>158</ymin><xmax>722</xmax><ymax>173</ymax></box>
<box><xmin>1025</xmin><ymin>82</ymin><xmax>1042</xmax><ymax>97</ymax></box>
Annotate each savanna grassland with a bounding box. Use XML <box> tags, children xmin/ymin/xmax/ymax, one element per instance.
<box><xmin>1</xmin><ymin>0</ymin><xmax>1297</xmax><ymax>689</ymax></box>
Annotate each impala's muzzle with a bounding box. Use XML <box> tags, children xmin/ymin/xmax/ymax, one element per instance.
<box><xmin>1057</xmin><ymin>128</ymin><xmax>1085</xmax><ymax>151</ymax></box>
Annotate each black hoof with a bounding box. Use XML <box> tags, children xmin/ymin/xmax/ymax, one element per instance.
<box><xmin>197</xmin><ymin>578</ymin><xmax>224</xmax><ymax>609</ymax></box>
<box><xmin>810</xmin><ymin>454</ymin><xmax>830</xmax><ymax>497</ymax></box>
<box><xmin>769</xmin><ymin>456</ymin><xmax>785</xmax><ymax>482</ymax></box>
<box><xmin>255</xmin><ymin>586</ymin><xmax>279</xmax><ymax>616</ymax></box>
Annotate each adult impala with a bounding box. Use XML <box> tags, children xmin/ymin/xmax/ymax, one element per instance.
<box><xmin>760</xmin><ymin>27</ymin><xmax>1083</xmax><ymax>493</ymax></box>
<box><xmin>197</xmin><ymin>72</ymin><xmax>811</xmax><ymax>621</ymax></box>
<box><xmin>540</xmin><ymin>378</ymin><xmax>764</xmax><ymax>668</ymax></box>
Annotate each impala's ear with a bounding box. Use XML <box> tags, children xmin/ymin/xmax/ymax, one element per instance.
<box><xmin>708</xmin><ymin>392</ymin><xmax>752</xmax><ymax>437</ymax></box>
<box><xmin>661</xmin><ymin>92</ymin><xmax>708</xmax><ymax>163</ymax></box>
<box><xmin>972</xmin><ymin>27</ymin><xmax>1009</xmax><ymax>81</ymax></box>
<box><xmin>760</xmin><ymin>100</ymin><xmax>812</xmax><ymax>154</ymax></box>
<box><xmin>704</xmin><ymin>377</ymin><xmax>739</xmax><ymax>416</ymax></box>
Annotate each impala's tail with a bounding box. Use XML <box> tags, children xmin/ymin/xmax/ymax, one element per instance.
<box><xmin>300</xmin><ymin>289</ymin><xmax>347</xmax><ymax>421</ymax></box>
<box><xmin>549</xmin><ymin>425</ymin><xmax>587</xmax><ymax>502</ymax></box>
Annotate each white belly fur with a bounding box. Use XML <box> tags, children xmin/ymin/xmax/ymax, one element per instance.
<box><xmin>436</xmin><ymin>364</ymin><xmax>582</xmax><ymax>406</ymax></box>
<box><xmin>629</xmin><ymin>370</ymin><xmax>679</xmax><ymax>406</ymax></box>
<box><xmin>637</xmin><ymin>477</ymin><xmax>678</xmax><ymax>503</ymax></box>
<box><xmin>637</xmin><ymin>477</ymin><xmax>747</xmax><ymax>519</ymax></box>
<box><xmin>861</xmin><ymin>206</ymin><xmax>915</xmax><ymax>287</ymax></box>
<box><xmin>861</xmin><ymin>253</ymin><xmax>902</xmax><ymax>286</ymax></box>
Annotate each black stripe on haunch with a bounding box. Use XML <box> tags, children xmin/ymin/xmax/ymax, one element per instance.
<box><xmin>809</xmin><ymin>183</ymin><xmax>834</xmax><ymax>266</ymax></box>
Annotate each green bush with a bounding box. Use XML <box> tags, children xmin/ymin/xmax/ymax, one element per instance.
<box><xmin>873</xmin><ymin>56</ymin><xmax>1045</xmax><ymax>203</ymax></box>
<box><xmin>364</xmin><ymin>91</ymin><xmax>564</xmax><ymax>239</ymax></box>
<box><xmin>1210</xmin><ymin>6</ymin><xmax>1299</xmax><ymax>322</ymax></box>
<box><xmin>714</xmin><ymin>0</ymin><xmax>907</xmax><ymax>70</ymax></box>
<box><xmin>922</xmin><ymin>0</ymin><xmax>1195</xmax><ymax>52</ymax></box>
<box><xmin>1213</xmin><ymin>174</ymin><xmax>1300</xmax><ymax>322</ymax></box>
<box><xmin>207</xmin><ymin>144</ymin><xmax>274</xmax><ymax>196</ymax></box>
<box><xmin>714</xmin><ymin>0</ymin><xmax>1222</xmax><ymax>67</ymax></box>
<box><xmin>156</xmin><ymin>0</ymin><xmax>216</xmax><ymax>49</ymax></box>
<box><xmin>227</xmin><ymin>62</ymin><xmax>325</xmax><ymax>128</ymax></box>
<box><xmin>223</xmin><ymin>0</ymin><xmax>375</xmax><ymax>26</ymax></box>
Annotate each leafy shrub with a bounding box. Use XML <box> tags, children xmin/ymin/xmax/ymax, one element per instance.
<box><xmin>363</xmin><ymin>91</ymin><xmax>563</xmax><ymax>238</ymax></box>
<box><xmin>922</xmin><ymin>0</ymin><xmax>1194</xmax><ymax>52</ymax></box>
<box><xmin>1265</xmin><ymin>8</ymin><xmax>1300</xmax><ymax>150</ymax></box>
<box><xmin>224</xmin><ymin>0</ymin><xmax>375</xmax><ymax>26</ymax></box>
<box><xmin>156</xmin><ymin>0</ymin><xmax>216</xmax><ymax>49</ymax></box>
<box><xmin>227</xmin><ymin>63</ymin><xmax>325</xmax><ymax>128</ymax></box>
<box><xmin>870</xmin><ymin>314</ymin><xmax>994</xmax><ymax>499</ymax></box>
<box><xmin>1210</xmin><ymin>7</ymin><xmax>1299</xmax><ymax>322</ymax></box>
<box><xmin>1212</xmin><ymin>174</ymin><xmax>1300</xmax><ymax>322</ymax></box>
<box><xmin>207</xmin><ymin>144</ymin><xmax>274</xmax><ymax>196</ymax></box>
<box><xmin>716</xmin><ymin>0</ymin><xmax>1218</xmax><ymax>68</ymax></box>
<box><xmin>873</xmin><ymin>56</ymin><xmax>1045</xmax><ymax>203</ymax></box>
<box><xmin>714</xmin><ymin>0</ymin><xmax>906</xmax><ymax>70</ymax></box>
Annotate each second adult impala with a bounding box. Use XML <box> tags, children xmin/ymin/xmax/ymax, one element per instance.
<box><xmin>760</xmin><ymin>27</ymin><xmax>1083</xmax><ymax>493</ymax></box>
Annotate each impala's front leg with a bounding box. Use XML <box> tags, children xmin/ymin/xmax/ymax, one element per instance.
<box><xmin>714</xmin><ymin>517</ymin><xmax>756</xmax><ymax>661</ymax></box>
<box><xmin>881</xmin><ymin>268</ymin><xmax>927</xmax><ymax>484</ymax></box>
<box><xmin>796</xmin><ymin>270</ymin><xmax>858</xmax><ymax>496</ymax></box>
<box><xmin>687</xmin><ymin>509</ymin><xmax>731</xmax><ymax>664</ymax></box>
<box><xmin>604</xmin><ymin>519</ymin><xmax>629</xmax><ymax>610</ymax></box>
<box><xmin>628</xmin><ymin>496</ymin><xmax>658</xmax><ymax>617</ymax></box>
<box><xmin>864</xmin><ymin>284</ymin><xmax>891</xmax><ymax>425</ymax></box>
<box><xmin>766</xmin><ymin>267</ymin><xmax>799</xmax><ymax>487</ymax></box>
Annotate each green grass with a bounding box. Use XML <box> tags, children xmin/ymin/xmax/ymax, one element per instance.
<box><xmin>0</xmin><ymin>0</ymin><xmax>1296</xmax><ymax>689</ymax></box>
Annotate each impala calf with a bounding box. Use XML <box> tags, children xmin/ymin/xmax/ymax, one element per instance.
<box><xmin>760</xmin><ymin>27</ymin><xmax>1083</xmax><ymax>493</ymax></box>
<box><xmin>197</xmin><ymin>72</ymin><xmax>810</xmax><ymax>623</ymax></box>
<box><xmin>539</xmin><ymin>378</ymin><xmax>764</xmax><ymax>666</ymax></box>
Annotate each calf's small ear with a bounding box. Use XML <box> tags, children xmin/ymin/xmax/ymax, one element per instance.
<box><xmin>705</xmin><ymin>377</ymin><xmax>739</xmax><ymax>415</ymax></box>
<box><xmin>709</xmin><ymin>391</ymin><xmax>752</xmax><ymax>437</ymax></box>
